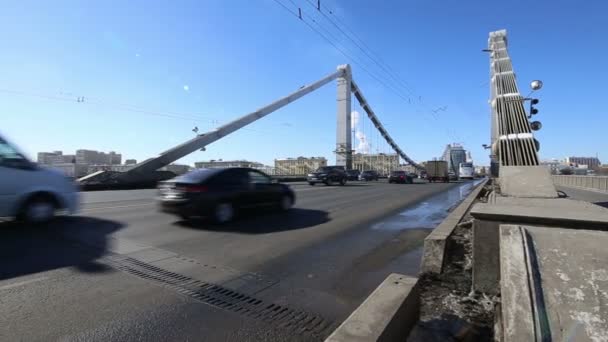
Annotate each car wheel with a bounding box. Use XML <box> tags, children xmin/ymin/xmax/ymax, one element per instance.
<box><xmin>326</xmin><ymin>179</ymin><xmax>333</xmax><ymax>186</ymax></box>
<box><xmin>279</xmin><ymin>194</ymin><xmax>293</xmax><ymax>211</ymax></box>
<box><xmin>340</xmin><ymin>178</ymin><xmax>346</xmax><ymax>186</ymax></box>
<box><xmin>308</xmin><ymin>182</ymin><xmax>315</xmax><ymax>186</ymax></box>
<box><xmin>213</xmin><ymin>202</ymin><xmax>234</xmax><ymax>224</ymax></box>
<box><xmin>20</xmin><ymin>195</ymin><xmax>57</xmax><ymax>224</ymax></box>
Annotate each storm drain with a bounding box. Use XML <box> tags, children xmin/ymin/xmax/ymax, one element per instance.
<box><xmin>103</xmin><ymin>256</ymin><xmax>331</xmax><ymax>336</ymax></box>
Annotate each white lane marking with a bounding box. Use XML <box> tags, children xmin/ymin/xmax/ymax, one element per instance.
<box><xmin>0</xmin><ymin>276</ymin><xmax>49</xmax><ymax>291</ymax></box>
<box><xmin>81</xmin><ymin>203</ymin><xmax>154</xmax><ymax>212</ymax></box>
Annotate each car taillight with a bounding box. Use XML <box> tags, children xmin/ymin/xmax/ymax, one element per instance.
<box><xmin>181</xmin><ymin>185</ymin><xmax>208</xmax><ymax>193</ymax></box>
<box><xmin>400</xmin><ymin>175</ymin><xmax>404</xmax><ymax>179</ymax></box>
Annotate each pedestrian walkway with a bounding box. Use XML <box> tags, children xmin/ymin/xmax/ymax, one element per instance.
<box><xmin>556</xmin><ymin>185</ymin><xmax>608</xmax><ymax>208</ymax></box>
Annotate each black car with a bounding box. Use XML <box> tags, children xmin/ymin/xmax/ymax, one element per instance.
<box><xmin>359</xmin><ymin>170</ymin><xmax>379</xmax><ymax>181</ymax></box>
<box><xmin>307</xmin><ymin>166</ymin><xmax>347</xmax><ymax>186</ymax></box>
<box><xmin>158</xmin><ymin>167</ymin><xmax>295</xmax><ymax>223</ymax></box>
<box><xmin>345</xmin><ymin>169</ymin><xmax>360</xmax><ymax>181</ymax></box>
<box><xmin>388</xmin><ymin>170</ymin><xmax>413</xmax><ymax>184</ymax></box>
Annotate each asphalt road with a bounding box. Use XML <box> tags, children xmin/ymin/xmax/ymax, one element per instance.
<box><xmin>1</xmin><ymin>180</ymin><xmax>471</xmax><ymax>342</ymax></box>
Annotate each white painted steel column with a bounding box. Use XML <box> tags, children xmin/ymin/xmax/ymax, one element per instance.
<box><xmin>336</xmin><ymin>64</ymin><xmax>352</xmax><ymax>169</ymax></box>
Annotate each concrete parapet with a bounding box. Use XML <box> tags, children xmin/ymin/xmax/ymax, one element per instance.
<box><xmin>421</xmin><ymin>179</ymin><xmax>488</xmax><ymax>274</ymax></box>
<box><xmin>553</xmin><ymin>175</ymin><xmax>608</xmax><ymax>193</ymax></box>
<box><xmin>325</xmin><ymin>274</ymin><xmax>419</xmax><ymax>342</ymax></box>
<box><xmin>499</xmin><ymin>224</ymin><xmax>608</xmax><ymax>341</ymax></box>
<box><xmin>499</xmin><ymin>225</ymin><xmax>536</xmax><ymax>341</ymax></box>
<box><xmin>498</xmin><ymin>166</ymin><xmax>557</xmax><ymax>198</ymax></box>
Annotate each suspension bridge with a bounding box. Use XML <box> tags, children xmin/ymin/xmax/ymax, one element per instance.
<box><xmin>80</xmin><ymin>63</ymin><xmax>423</xmax><ymax>186</ymax></box>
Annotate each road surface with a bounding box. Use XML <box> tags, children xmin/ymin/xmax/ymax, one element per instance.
<box><xmin>1</xmin><ymin>180</ymin><xmax>475</xmax><ymax>341</ymax></box>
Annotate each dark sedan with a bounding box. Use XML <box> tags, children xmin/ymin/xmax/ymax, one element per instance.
<box><xmin>388</xmin><ymin>170</ymin><xmax>413</xmax><ymax>184</ymax></box>
<box><xmin>359</xmin><ymin>170</ymin><xmax>379</xmax><ymax>181</ymax></box>
<box><xmin>345</xmin><ymin>169</ymin><xmax>360</xmax><ymax>181</ymax></box>
<box><xmin>158</xmin><ymin>168</ymin><xmax>295</xmax><ymax>223</ymax></box>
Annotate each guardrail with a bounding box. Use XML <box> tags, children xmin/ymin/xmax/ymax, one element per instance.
<box><xmin>552</xmin><ymin>175</ymin><xmax>608</xmax><ymax>193</ymax></box>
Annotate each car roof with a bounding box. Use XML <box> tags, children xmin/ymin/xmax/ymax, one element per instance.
<box><xmin>172</xmin><ymin>167</ymin><xmax>261</xmax><ymax>183</ymax></box>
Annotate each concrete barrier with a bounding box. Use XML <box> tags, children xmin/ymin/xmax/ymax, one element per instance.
<box><xmin>325</xmin><ymin>274</ymin><xmax>419</xmax><ymax>342</ymax></box>
<box><xmin>552</xmin><ymin>175</ymin><xmax>608</xmax><ymax>193</ymax></box>
<box><xmin>420</xmin><ymin>178</ymin><xmax>489</xmax><ymax>274</ymax></box>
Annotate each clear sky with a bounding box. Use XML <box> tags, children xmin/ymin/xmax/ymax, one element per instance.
<box><xmin>1</xmin><ymin>0</ymin><xmax>606</xmax><ymax>167</ymax></box>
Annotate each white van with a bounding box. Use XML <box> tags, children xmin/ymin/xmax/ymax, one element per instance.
<box><xmin>0</xmin><ymin>134</ymin><xmax>78</xmax><ymax>223</ymax></box>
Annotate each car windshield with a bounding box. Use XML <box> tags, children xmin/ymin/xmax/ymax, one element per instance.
<box><xmin>172</xmin><ymin>168</ymin><xmax>221</xmax><ymax>183</ymax></box>
<box><xmin>391</xmin><ymin>171</ymin><xmax>405</xmax><ymax>175</ymax></box>
<box><xmin>0</xmin><ymin>137</ymin><xmax>30</xmax><ymax>167</ymax></box>
<box><xmin>316</xmin><ymin>167</ymin><xmax>333</xmax><ymax>173</ymax></box>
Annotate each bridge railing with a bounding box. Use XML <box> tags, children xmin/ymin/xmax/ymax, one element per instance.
<box><xmin>552</xmin><ymin>175</ymin><xmax>608</xmax><ymax>193</ymax></box>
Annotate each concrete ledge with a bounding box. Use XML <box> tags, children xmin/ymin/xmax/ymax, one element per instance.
<box><xmin>499</xmin><ymin>225</ymin><xmax>536</xmax><ymax>341</ymax></box>
<box><xmin>471</xmin><ymin>197</ymin><xmax>608</xmax><ymax>230</ymax></box>
<box><xmin>325</xmin><ymin>274</ymin><xmax>419</xmax><ymax>342</ymax></box>
<box><xmin>420</xmin><ymin>179</ymin><xmax>488</xmax><ymax>274</ymax></box>
<box><xmin>499</xmin><ymin>166</ymin><xmax>558</xmax><ymax>198</ymax></box>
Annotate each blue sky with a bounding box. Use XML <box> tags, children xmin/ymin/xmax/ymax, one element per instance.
<box><xmin>1</xmin><ymin>0</ymin><xmax>606</xmax><ymax>167</ymax></box>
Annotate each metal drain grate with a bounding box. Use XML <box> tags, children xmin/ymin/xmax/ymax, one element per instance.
<box><xmin>104</xmin><ymin>256</ymin><xmax>330</xmax><ymax>336</ymax></box>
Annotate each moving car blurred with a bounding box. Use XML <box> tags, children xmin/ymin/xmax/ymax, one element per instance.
<box><xmin>0</xmin><ymin>134</ymin><xmax>79</xmax><ymax>223</ymax></box>
<box><xmin>448</xmin><ymin>172</ymin><xmax>458</xmax><ymax>181</ymax></box>
<box><xmin>307</xmin><ymin>166</ymin><xmax>347</xmax><ymax>186</ymax></box>
<box><xmin>388</xmin><ymin>171</ymin><xmax>413</xmax><ymax>184</ymax></box>
<box><xmin>359</xmin><ymin>170</ymin><xmax>379</xmax><ymax>181</ymax></box>
<box><xmin>158</xmin><ymin>167</ymin><xmax>295</xmax><ymax>223</ymax></box>
<box><xmin>345</xmin><ymin>169</ymin><xmax>360</xmax><ymax>181</ymax></box>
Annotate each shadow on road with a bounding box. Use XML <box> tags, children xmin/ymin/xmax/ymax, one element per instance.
<box><xmin>595</xmin><ymin>201</ymin><xmax>608</xmax><ymax>208</ymax></box>
<box><xmin>0</xmin><ymin>217</ymin><xmax>123</xmax><ymax>281</ymax></box>
<box><xmin>175</xmin><ymin>208</ymin><xmax>330</xmax><ymax>233</ymax></box>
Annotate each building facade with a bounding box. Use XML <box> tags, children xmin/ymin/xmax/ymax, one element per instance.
<box><xmin>442</xmin><ymin>143</ymin><xmax>467</xmax><ymax>174</ymax></box>
<box><xmin>194</xmin><ymin>160</ymin><xmax>264</xmax><ymax>169</ymax></box>
<box><xmin>76</xmin><ymin>149</ymin><xmax>122</xmax><ymax>165</ymax></box>
<box><xmin>160</xmin><ymin>164</ymin><xmax>191</xmax><ymax>175</ymax></box>
<box><xmin>125</xmin><ymin>159</ymin><xmax>137</xmax><ymax>165</ymax></box>
<box><xmin>352</xmin><ymin>153</ymin><xmax>399</xmax><ymax>176</ymax></box>
<box><xmin>50</xmin><ymin>163</ymin><xmax>89</xmax><ymax>178</ymax></box>
<box><xmin>566</xmin><ymin>157</ymin><xmax>601</xmax><ymax>170</ymax></box>
<box><xmin>37</xmin><ymin>151</ymin><xmax>75</xmax><ymax>165</ymax></box>
<box><xmin>274</xmin><ymin>157</ymin><xmax>327</xmax><ymax>175</ymax></box>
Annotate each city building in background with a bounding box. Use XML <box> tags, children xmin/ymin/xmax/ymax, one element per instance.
<box><xmin>399</xmin><ymin>164</ymin><xmax>419</xmax><ymax>174</ymax></box>
<box><xmin>50</xmin><ymin>163</ymin><xmax>89</xmax><ymax>178</ymax></box>
<box><xmin>37</xmin><ymin>151</ymin><xmax>75</xmax><ymax>164</ymax></box>
<box><xmin>38</xmin><ymin>149</ymin><xmax>125</xmax><ymax>178</ymax></box>
<box><xmin>540</xmin><ymin>159</ymin><xmax>566</xmax><ymax>175</ymax></box>
<box><xmin>87</xmin><ymin>164</ymin><xmax>135</xmax><ymax>174</ymax></box>
<box><xmin>76</xmin><ymin>149</ymin><xmax>122</xmax><ymax>165</ymax></box>
<box><xmin>160</xmin><ymin>164</ymin><xmax>191</xmax><ymax>175</ymax></box>
<box><xmin>352</xmin><ymin>153</ymin><xmax>399</xmax><ymax>176</ymax></box>
<box><xmin>274</xmin><ymin>157</ymin><xmax>327</xmax><ymax>175</ymax></box>
<box><xmin>442</xmin><ymin>143</ymin><xmax>467</xmax><ymax>174</ymax></box>
<box><xmin>125</xmin><ymin>159</ymin><xmax>137</xmax><ymax>165</ymax></box>
<box><xmin>195</xmin><ymin>159</ymin><xmax>264</xmax><ymax>169</ymax></box>
<box><xmin>566</xmin><ymin>156</ymin><xmax>601</xmax><ymax>170</ymax></box>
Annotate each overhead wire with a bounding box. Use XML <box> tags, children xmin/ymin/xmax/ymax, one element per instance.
<box><xmin>273</xmin><ymin>0</ymin><xmax>468</xmax><ymax>154</ymax></box>
<box><xmin>0</xmin><ymin>87</ymin><xmax>282</xmax><ymax>135</ymax></box>
<box><xmin>303</xmin><ymin>0</ymin><xmax>417</xmax><ymax>97</ymax></box>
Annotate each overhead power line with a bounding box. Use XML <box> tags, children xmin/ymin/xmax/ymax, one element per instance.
<box><xmin>302</xmin><ymin>0</ymin><xmax>417</xmax><ymax>97</ymax></box>
<box><xmin>272</xmin><ymin>0</ymin><xmax>465</xmax><ymax>145</ymax></box>
<box><xmin>273</xmin><ymin>0</ymin><xmax>421</xmax><ymax>108</ymax></box>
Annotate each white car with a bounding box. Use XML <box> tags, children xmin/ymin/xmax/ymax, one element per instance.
<box><xmin>0</xmin><ymin>135</ymin><xmax>79</xmax><ymax>223</ymax></box>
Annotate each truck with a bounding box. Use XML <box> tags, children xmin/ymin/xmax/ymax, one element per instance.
<box><xmin>425</xmin><ymin>160</ymin><xmax>449</xmax><ymax>183</ymax></box>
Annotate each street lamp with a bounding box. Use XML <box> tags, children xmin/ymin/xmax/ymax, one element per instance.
<box><xmin>530</xmin><ymin>80</ymin><xmax>543</xmax><ymax>91</ymax></box>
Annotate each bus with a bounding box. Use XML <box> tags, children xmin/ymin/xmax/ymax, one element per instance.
<box><xmin>458</xmin><ymin>162</ymin><xmax>475</xmax><ymax>180</ymax></box>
